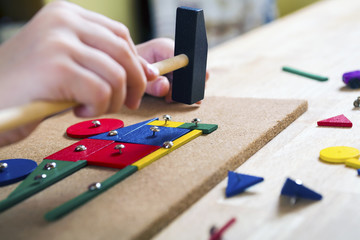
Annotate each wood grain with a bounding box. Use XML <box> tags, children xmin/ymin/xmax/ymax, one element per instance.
<box><xmin>154</xmin><ymin>0</ymin><xmax>360</xmax><ymax>239</ymax></box>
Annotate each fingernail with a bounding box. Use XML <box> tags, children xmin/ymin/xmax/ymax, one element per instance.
<box><xmin>147</xmin><ymin>63</ymin><xmax>159</xmax><ymax>76</ymax></box>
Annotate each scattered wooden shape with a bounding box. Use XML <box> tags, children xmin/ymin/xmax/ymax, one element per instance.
<box><xmin>225</xmin><ymin>171</ymin><xmax>264</xmax><ymax>198</ymax></box>
<box><xmin>0</xmin><ymin>160</ymin><xmax>87</xmax><ymax>213</ymax></box>
<box><xmin>317</xmin><ymin>114</ymin><xmax>352</xmax><ymax>128</ymax></box>
<box><xmin>209</xmin><ymin>217</ymin><xmax>236</xmax><ymax>240</ymax></box>
<box><xmin>133</xmin><ymin>130</ymin><xmax>202</xmax><ymax>170</ymax></box>
<box><xmin>358</xmin><ymin>169</ymin><xmax>360</xmax><ymax>176</ymax></box>
<box><xmin>66</xmin><ymin>118</ymin><xmax>124</xmax><ymax>138</ymax></box>
<box><xmin>45</xmin><ymin>165</ymin><xmax>138</xmax><ymax>221</ymax></box>
<box><xmin>89</xmin><ymin>118</ymin><xmax>158</xmax><ymax>141</ymax></box>
<box><xmin>280</xmin><ymin>178</ymin><xmax>322</xmax><ymax>201</ymax></box>
<box><xmin>345</xmin><ymin>158</ymin><xmax>360</xmax><ymax>169</ymax></box>
<box><xmin>343</xmin><ymin>70</ymin><xmax>360</xmax><ymax>89</ymax></box>
<box><xmin>120</xmin><ymin>125</ymin><xmax>190</xmax><ymax>147</ymax></box>
<box><xmin>178</xmin><ymin>123</ymin><xmax>218</xmax><ymax>134</ymax></box>
<box><xmin>86</xmin><ymin>143</ymin><xmax>160</xmax><ymax>169</ymax></box>
<box><xmin>148</xmin><ymin>120</ymin><xmax>184</xmax><ymax>128</ymax></box>
<box><xmin>45</xmin><ymin>139</ymin><xmax>114</xmax><ymax>162</ymax></box>
<box><xmin>319</xmin><ymin>146</ymin><xmax>360</xmax><ymax>163</ymax></box>
<box><xmin>0</xmin><ymin>159</ymin><xmax>37</xmax><ymax>186</ymax></box>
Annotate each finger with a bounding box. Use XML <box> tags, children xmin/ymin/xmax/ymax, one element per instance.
<box><xmin>65</xmin><ymin>60</ymin><xmax>112</xmax><ymax>117</ymax></box>
<box><xmin>71</xmin><ymin>42</ymin><xmax>126</xmax><ymax>113</ymax></box>
<box><xmin>139</xmin><ymin>57</ymin><xmax>159</xmax><ymax>82</ymax></box>
<box><xmin>75</xmin><ymin>20</ymin><xmax>146</xmax><ymax>109</ymax></box>
<box><xmin>145</xmin><ymin>76</ymin><xmax>170</xmax><ymax>97</ymax></box>
<box><xmin>58</xmin><ymin>1</ymin><xmax>138</xmax><ymax>54</ymax></box>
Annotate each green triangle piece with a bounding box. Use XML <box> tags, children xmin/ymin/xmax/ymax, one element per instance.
<box><xmin>177</xmin><ymin>123</ymin><xmax>218</xmax><ymax>134</ymax></box>
<box><xmin>0</xmin><ymin>160</ymin><xmax>87</xmax><ymax>213</ymax></box>
<box><xmin>45</xmin><ymin>165</ymin><xmax>138</xmax><ymax>221</ymax></box>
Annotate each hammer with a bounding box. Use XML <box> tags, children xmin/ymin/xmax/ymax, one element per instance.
<box><xmin>0</xmin><ymin>6</ymin><xmax>207</xmax><ymax>133</ymax></box>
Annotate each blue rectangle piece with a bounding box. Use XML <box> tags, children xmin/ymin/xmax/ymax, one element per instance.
<box><xmin>120</xmin><ymin>125</ymin><xmax>190</xmax><ymax>146</ymax></box>
<box><xmin>89</xmin><ymin>118</ymin><xmax>158</xmax><ymax>141</ymax></box>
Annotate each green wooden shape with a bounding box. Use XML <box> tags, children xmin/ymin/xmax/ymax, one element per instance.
<box><xmin>0</xmin><ymin>160</ymin><xmax>87</xmax><ymax>213</ymax></box>
<box><xmin>177</xmin><ymin>123</ymin><xmax>218</xmax><ymax>134</ymax></box>
<box><xmin>45</xmin><ymin>165</ymin><xmax>138</xmax><ymax>221</ymax></box>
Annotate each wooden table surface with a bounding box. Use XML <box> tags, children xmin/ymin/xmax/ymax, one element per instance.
<box><xmin>153</xmin><ymin>0</ymin><xmax>360</xmax><ymax>239</ymax></box>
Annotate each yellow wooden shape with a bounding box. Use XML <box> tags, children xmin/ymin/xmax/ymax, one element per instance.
<box><xmin>132</xmin><ymin>130</ymin><xmax>202</xmax><ymax>170</ymax></box>
<box><xmin>147</xmin><ymin>120</ymin><xmax>184</xmax><ymax>128</ymax></box>
<box><xmin>345</xmin><ymin>158</ymin><xmax>360</xmax><ymax>169</ymax></box>
<box><xmin>319</xmin><ymin>146</ymin><xmax>360</xmax><ymax>163</ymax></box>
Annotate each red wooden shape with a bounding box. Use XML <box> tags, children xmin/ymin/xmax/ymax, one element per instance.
<box><xmin>86</xmin><ymin>142</ymin><xmax>160</xmax><ymax>169</ymax></box>
<box><xmin>317</xmin><ymin>114</ymin><xmax>352</xmax><ymax>128</ymax></box>
<box><xmin>45</xmin><ymin>139</ymin><xmax>114</xmax><ymax>162</ymax></box>
<box><xmin>66</xmin><ymin>118</ymin><xmax>124</xmax><ymax>138</ymax></box>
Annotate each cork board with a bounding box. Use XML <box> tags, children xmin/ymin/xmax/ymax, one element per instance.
<box><xmin>0</xmin><ymin>96</ymin><xmax>307</xmax><ymax>240</ymax></box>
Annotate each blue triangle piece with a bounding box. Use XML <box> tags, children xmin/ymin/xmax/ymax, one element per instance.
<box><xmin>280</xmin><ymin>178</ymin><xmax>322</xmax><ymax>200</ymax></box>
<box><xmin>89</xmin><ymin>118</ymin><xmax>158</xmax><ymax>141</ymax></box>
<box><xmin>225</xmin><ymin>171</ymin><xmax>264</xmax><ymax>198</ymax></box>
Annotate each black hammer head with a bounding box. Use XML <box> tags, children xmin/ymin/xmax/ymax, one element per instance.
<box><xmin>172</xmin><ymin>6</ymin><xmax>208</xmax><ymax>104</ymax></box>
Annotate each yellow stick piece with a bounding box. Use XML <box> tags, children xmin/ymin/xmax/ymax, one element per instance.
<box><xmin>132</xmin><ymin>130</ymin><xmax>202</xmax><ymax>170</ymax></box>
<box><xmin>148</xmin><ymin>120</ymin><xmax>185</xmax><ymax>128</ymax></box>
<box><xmin>345</xmin><ymin>158</ymin><xmax>360</xmax><ymax>169</ymax></box>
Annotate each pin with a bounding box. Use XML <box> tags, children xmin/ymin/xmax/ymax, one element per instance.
<box><xmin>150</xmin><ymin>126</ymin><xmax>160</xmax><ymax>136</ymax></box>
<box><xmin>163</xmin><ymin>141</ymin><xmax>174</xmax><ymax>149</ymax></box>
<box><xmin>163</xmin><ymin>115</ymin><xmax>172</xmax><ymax>125</ymax></box>
<box><xmin>0</xmin><ymin>162</ymin><xmax>8</xmax><ymax>171</ymax></box>
<box><xmin>108</xmin><ymin>130</ymin><xmax>118</xmax><ymax>136</ymax></box>
<box><xmin>280</xmin><ymin>177</ymin><xmax>322</xmax><ymax>204</ymax></box>
<box><xmin>88</xmin><ymin>182</ymin><xmax>101</xmax><ymax>191</ymax></box>
<box><xmin>354</xmin><ymin>97</ymin><xmax>360</xmax><ymax>108</ymax></box>
<box><xmin>192</xmin><ymin>118</ymin><xmax>201</xmax><ymax>127</ymax></box>
<box><xmin>44</xmin><ymin>162</ymin><xmax>57</xmax><ymax>170</ymax></box>
<box><xmin>92</xmin><ymin>120</ymin><xmax>101</xmax><ymax>127</ymax></box>
<box><xmin>75</xmin><ymin>145</ymin><xmax>87</xmax><ymax>152</ymax></box>
<box><xmin>34</xmin><ymin>174</ymin><xmax>47</xmax><ymax>181</ymax></box>
<box><xmin>114</xmin><ymin>144</ymin><xmax>125</xmax><ymax>154</ymax></box>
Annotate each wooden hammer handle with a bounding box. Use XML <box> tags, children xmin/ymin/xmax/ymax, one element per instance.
<box><xmin>0</xmin><ymin>54</ymin><xmax>189</xmax><ymax>133</ymax></box>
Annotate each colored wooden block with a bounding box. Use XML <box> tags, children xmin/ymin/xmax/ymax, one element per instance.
<box><xmin>345</xmin><ymin>158</ymin><xmax>360</xmax><ymax>169</ymax></box>
<box><xmin>0</xmin><ymin>159</ymin><xmax>37</xmax><ymax>186</ymax></box>
<box><xmin>281</xmin><ymin>178</ymin><xmax>322</xmax><ymax>201</ymax></box>
<box><xmin>66</xmin><ymin>118</ymin><xmax>124</xmax><ymax>138</ymax></box>
<box><xmin>148</xmin><ymin>120</ymin><xmax>184</xmax><ymax>128</ymax></box>
<box><xmin>90</xmin><ymin>118</ymin><xmax>158</xmax><ymax>141</ymax></box>
<box><xmin>177</xmin><ymin>123</ymin><xmax>218</xmax><ymax>134</ymax></box>
<box><xmin>86</xmin><ymin>142</ymin><xmax>160</xmax><ymax>169</ymax></box>
<box><xmin>319</xmin><ymin>146</ymin><xmax>360</xmax><ymax>164</ymax></box>
<box><xmin>45</xmin><ymin>139</ymin><xmax>114</xmax><ymax>162</ymax></box>
<box><xmin>225</xmin><ymin>171</ymin><xmax>264</xmax><ymax>198</ymax></box>
<box><xmin>45</xmin><ymin>165</ymin><xmax>138</xmax><ymax>221</ymax></box>
<box><xmin>133</xmin><ymin>130</ymin><xmax>202</xmax><ymax>170</ymax></box>
<box><xmin>0</xmin><ymin>160</ymin><xmax>87</xmax><ymax>213</ymax></box>
<box><xmin>120</xmin><ymin>125</ymin><xmax>190</xmax><ymax>146</ymax></box>
<box><xmin>317</xmin><ymin>114</ymin><xmax>352</xmax><ymax>128</ymax></box>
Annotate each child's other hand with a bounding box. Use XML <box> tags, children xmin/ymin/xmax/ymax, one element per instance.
<box><xmin>136</xmin><ymin>38</ymin><xmax>210</xmax><ymax>104</ymax></box>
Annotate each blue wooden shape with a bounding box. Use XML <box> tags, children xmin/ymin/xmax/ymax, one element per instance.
<box><xmin>0</xmin><ymin>159</ymin><xmax>37</xmax><ymax>186</ymax></box>
<box><xmin>357</xmin><ymin>169</ymin><xmax>360</xmax><ymax>176</ymax></box>
<box><xmin>120</xmin><ymin>125</ymin><xmax>190</xmax><ymax>146</ymax></box>
<box><xmin>225</xmin><ymin>171</ymin><xmax>264</xmax><ymax>198</ymax></box>
<box><xmin>280</xmin><ymin>178</ymin><xmax>322</xmax><ymax>200</ymax></box>
<box><xmin>89</xmin><ymin>118</ymin><xmax>158</xmax><ymax>141</ymax></box>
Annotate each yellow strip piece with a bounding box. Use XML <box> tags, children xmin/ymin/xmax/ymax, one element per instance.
<box><xmin>132</xmin><ymin>130</ymin><xmax>202</xmax><ymax>170</ymax></box>
<box><xmin>147</xmin><ymin>120</ymin><xmax>184</xmax><ymax>128</ymax></box>
<box><xmin>345</xmin><ymin>158</ymin><xmax>360</xmax><ymax>169</ymax></box>
<box><xmin>319</xmin><ymin>146</ymin><xmax>360</xmax><ymax>163</ymax></box>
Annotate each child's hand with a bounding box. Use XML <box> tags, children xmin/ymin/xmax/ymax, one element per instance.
<box><xmin>136</xmin><ymin>38</ymin><xmax>210</xmax><ymax>103</ymax></box>
<box><xmin>0</xmin><ymin>1</ymin><xmax>158</xmax><ymax>117</ymax></box>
